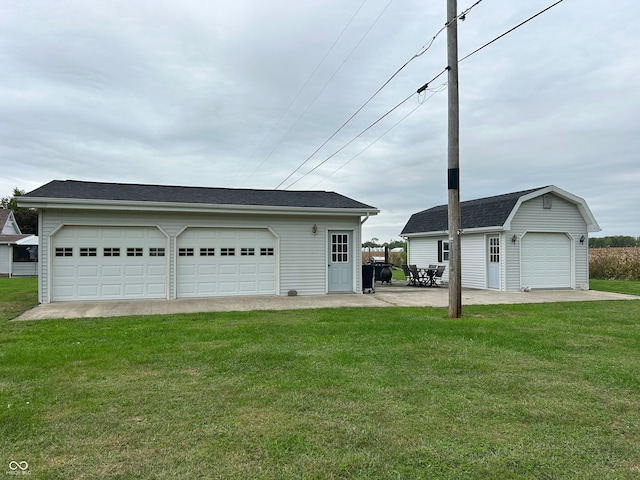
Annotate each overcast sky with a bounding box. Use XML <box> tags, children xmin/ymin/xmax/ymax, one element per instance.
<box><xmin>1</xmin><ymin>0</ymin><xmax>638</xmax><ymax>241</ymax></box>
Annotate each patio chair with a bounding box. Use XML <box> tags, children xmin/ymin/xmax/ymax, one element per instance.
<box><xmin>409</xmin><ymin>265</ymin><xmax>426</xmax><ymax>287</ymax></box>
<box><xmin>432</xmin><ymin>265</ymin><xmax>446</xmax><ymax>287</ymax></box>
<box><xmin>402</xmin><ymin>264</ymin><xmax>416</xmax><ymax>286</ymax></box>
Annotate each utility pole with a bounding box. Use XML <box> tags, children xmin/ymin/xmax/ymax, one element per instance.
<box><xmin>447</xmin><ymin>0</ymin><xmax>462</xmax><ymax>318</ymax></box>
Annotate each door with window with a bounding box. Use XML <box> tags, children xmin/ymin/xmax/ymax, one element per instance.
<box><xmin>328</xmin><ymin>231</ymin><xmax>353</xmax><ymax>292</ymax></box>
<box><xmin>487</xmin><ymin>235</ymin><xmax>500</xmax><ymax>289</ymax></box>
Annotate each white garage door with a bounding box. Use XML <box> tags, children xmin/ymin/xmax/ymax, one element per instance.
<box><xmin>52</xmin><ymin>226</ymin><xmax>167</xmax><ymax>301</ymax></box>
<box><xmin>177</xmin><ymin>228</ymin><xmax>276</xmax><ymax>298</ymax></box>
<box><xmin>521</xmin><ymin>233</ymin><xmax>571</xmax><ymax>289</ymax></box>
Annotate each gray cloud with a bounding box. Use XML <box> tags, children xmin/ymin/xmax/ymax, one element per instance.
<box><xmin>1</xmin><ymin>0</ymin><xmax>638</xmax><ymax>241</ymax></box>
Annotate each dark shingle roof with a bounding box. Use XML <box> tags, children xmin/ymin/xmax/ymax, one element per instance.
<box><xmin>401</xmin><ymin>187</ymin><xmax>547</xmax><ymax>235</ymax></box>
<box><xmin>22</xmin><ymin>180</ymin><xmax>377</xmax><ymax>211</ymax></box>
<box><xmin>0</xmin><ymin>210</ymin><xmax>29</xmax><ymax>243</ymax></box>
<box><xmin>0</xmin><ymin>234</ymin><xmax>31</xmax><ymax>244</ymax></box>
<box><xmin>0</xmin><ymin>209</ymin><xmax>11</xmax><ymax>228</ymax></box>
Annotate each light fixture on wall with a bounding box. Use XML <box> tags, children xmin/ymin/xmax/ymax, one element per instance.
<box><xmin>312</xmin><ymin>224</ymin><xmax>318</xmax><ymax>235</ymax></box>
<box><xmin>511</xmin><ymin>235</ymin><xmax>517</xmax><ymax>244</ymax></box>
<box><xmin>579</xmin><ymin>235</ymin><xmax>585</xmax><ymax>244</ymax></box>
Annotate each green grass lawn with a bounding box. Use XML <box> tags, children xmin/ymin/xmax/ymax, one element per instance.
<box><xmin>0</xmin><ymin>277</ymin><xmax>38</xmax><ymax>322</ymax></box>
<box><xmin>590</xmin><ymin>279</ymin><xmax>640</xmax><ymax>296</ymax></box>
<box><xmin>2</xmin><ymin>278</ymin><xmax>640</xmax><ymax>479</ymax></box>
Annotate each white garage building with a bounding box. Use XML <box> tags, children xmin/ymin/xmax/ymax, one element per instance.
<box><xmin>19</xmin><ymin>180</ymin><xmax>379</xmax><ymax>304</ymax></box>
<box><xmin>401</xmin><ymin>186</ymin><xmax>600</xmax><ymax>291</ymax></box>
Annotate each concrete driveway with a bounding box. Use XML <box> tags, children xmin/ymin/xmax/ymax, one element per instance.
<box><xmin>14</xmin><ymin>282</ymin><xmax>639</xmax><ymax>321</ymax></box>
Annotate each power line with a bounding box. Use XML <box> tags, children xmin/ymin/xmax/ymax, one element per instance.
<box><xmin>460</xmin><ymin>0</ymin><xmax>564</xmax><ymax>64</ymax></box>
<box><xmin>283</xmin><ymin>73</ymin><xmax>447</xmax><ymax>190</ymax></box>
<box><xmin>281</xmin><ymin>0</ymin><xmax>566</xmax><ymax>191</ymax></box>
<box><xmin>310</xmin><ymin>83</ymin><xmax>448</xmax><ymax>189</ymax></box>
<box><xmin>274</xmin><ymin>0</ymin><xmax>486</xmax><ymax>190</ymax></box>
<box><xmin>417</xmin><ymin>0</ymin><xmax>484</xmax><ymax>57</ymax></box>
<box><xmin>254</xmin><ymin>0</ymin><xmax>394</xmax><ymax>188</ymax></box>
<box><xmin>235</xmin><ymin>0</ymin><xmax>370</xmax><ymax>185</ymax></box>
<box><xmin>283</xmin><ymin>92</ymin><xmax>416</xmax><ymax>190</ymax></box>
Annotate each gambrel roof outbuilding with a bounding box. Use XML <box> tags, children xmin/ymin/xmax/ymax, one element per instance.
<box><xmin>401</xmin><ymin>185</ymin><xmax>600</xmax><ymax>236</ymax></box>
<box><xmin>401</xmin><ymin>185</ymin><xmax>600</xmax><ymax>292</ymax></box>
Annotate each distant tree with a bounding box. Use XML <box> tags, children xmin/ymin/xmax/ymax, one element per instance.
<box><xmin>362</xmin><ymin>238</ymin><xmax>382</xmax><ymax>248</ymax></box>
<box><xmin>0</xmin><ymin>188</ymin><xmax>21</xmax><ymax>210</ymax></box>
<box><xmin>590</xmin><ymin>236</ymin><xmax>639</xmax><ymax>248</ymax></box>
<box><xmin>1</xmin><ymin>188</ymin><xmax>38</xmax><ymax>234</ymax></box>
<box><xmin>387</xmin><ymin>240</ymin><xmax>406</xmax><ymax>250</ymax></box>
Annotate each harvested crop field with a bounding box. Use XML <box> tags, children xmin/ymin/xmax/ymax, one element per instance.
<box><xmin>590</xmin><ymin>247</ymin><xmax>640</xmax><ymax>280</ymax></box>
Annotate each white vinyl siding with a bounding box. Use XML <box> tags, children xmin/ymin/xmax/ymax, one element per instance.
<box><xmin>505</xmin><ymin>235</ymin><xmax>521</xmax><ymax>292</ymax></box>
<box><xmin>278</xmin><ymin>216</ymin><xmax>360</xmax><ymax>295</ymax></box>
<box><xmin>460</xmin><ymin>235</ymin><xmax>486</xmax><ymax>289</ymax></box>
<box><xmin>37</xmin><ymin>210</ymin><xmax>364</xmax><ymax>303</ymax></box>
<box><xmin>0</xmin><ymin>245</ymin><xmax>9</xmax><ymax>275</ymax></box>
<box><xmin>509</xmin><ymin>194</ymin><xmax>586</xmax><ymax>290</ymax></box>
<box><xmin>408</xmin><ymin>235</ymin><xmax>493</xmax><ymax>289</ymax></box>
<box><xmin>11</xmin><ymin>262</ymin><xmax>38</xmax><ymax>276</ymax></box>
<box><xmin>407</xmin><ymin>237</ymin><xmax>441</xmax><ymax>268</ymax></box>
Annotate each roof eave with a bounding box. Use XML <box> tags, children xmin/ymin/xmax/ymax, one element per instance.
<box><xmin>402</xmin><ymin>225</ymin><xmax>504</xmax><ymax>238</ymax></box>
<box><xmin>17</xmin><ymin>197</ymin><xmax>380</xmax><ymax>217</ymax></box>
<box><xmin>401</xmin><ymin>230</ymin><xmax>447</xmax><ymax>238</ymax></box>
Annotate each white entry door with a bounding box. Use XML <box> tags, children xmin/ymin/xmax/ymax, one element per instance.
<box><xmin>328</xmin><ymin>231</ymin><xmax>353</xmax><ymax>293</ymax></box>
<box><xmin>487</xmin><ymin>235</ymin><xmax>500</xmax><ymax>289</ymax></box>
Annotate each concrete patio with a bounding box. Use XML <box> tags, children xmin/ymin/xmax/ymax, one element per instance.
<box><xmin>14</xmin><ymin>281</ymin><xmax>639</xmax><ymax>321</ymax></box>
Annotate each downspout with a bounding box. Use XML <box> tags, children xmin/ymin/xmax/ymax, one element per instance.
<box><xmin>360</xmin><ymin>212</ymin><xmax>370</xmax><ymax>225</ymax></box>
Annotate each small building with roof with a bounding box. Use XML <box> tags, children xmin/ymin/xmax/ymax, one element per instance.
<box><xmin>400</xmin><ymin>185</ymin><xmax>600</xmax><ymax>291</ymax></box>
<box><xmin>18</xmin><ymin>180</ymin><xmax>378</xmax><ymax>303</ymax></box>
<box><xmin>0</xmin><ymin>209</ymin><xmax>38</xmax><ymax>277</ymax></box>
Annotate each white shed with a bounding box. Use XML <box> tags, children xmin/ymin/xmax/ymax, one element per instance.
<box><xmin>400</xmin><ymin>186</ymin><xmax>600</xmax><ymax>291</ymax></box>
<box><xmin>18</xmin><ymin>180</ymin><xmax>379</xmax><ymax>303</ymax></box>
